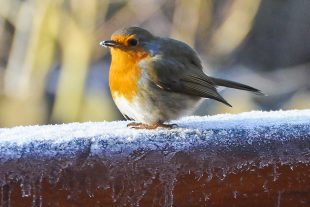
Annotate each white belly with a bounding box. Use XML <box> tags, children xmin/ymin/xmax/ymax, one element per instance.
<box><xmin>113</xmin><ymin>95</ymin><xmax>147</xmax><ymax>122</ymax></box>
<box><xmin>113</xmin><ymin>90</ymin><xmax>201</xmax><ymax>124</ymax></box>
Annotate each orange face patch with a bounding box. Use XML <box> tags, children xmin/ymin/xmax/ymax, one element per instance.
<box><xmin>109</xmin><ymin>35</ymin><xmax>150</xmax><ymax>102</ymax></box>
<box><xmin>111</xmin><ymin>34</ymin><xmax>137</xmax><ymax>47</ymax></box>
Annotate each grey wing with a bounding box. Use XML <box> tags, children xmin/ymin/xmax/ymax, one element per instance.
<box><xmin>146</xmin><ymin>56</ymin><xmax>232</xmax><ymax>107</ymax></box>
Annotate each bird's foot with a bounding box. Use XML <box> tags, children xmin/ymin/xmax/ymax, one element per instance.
<box><xmin>158</xmin><ymin>123</ymin><xmax>178</xmax><ymax>129</ymax></box>
<box><xmin>127</xmin><ymin>122</ymin><xmax>178</xmax><ymax>129</ymax></box>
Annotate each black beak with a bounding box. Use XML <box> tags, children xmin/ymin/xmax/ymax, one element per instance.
<box><xmin>100</xmin><ymin>40</ymin><xmax>120</xmax><ymax>48</ymax></box>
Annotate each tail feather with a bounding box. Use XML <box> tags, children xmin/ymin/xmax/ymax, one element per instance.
<box><xmin>210</xmin><ymin>77</ymin><xmax>265</xmax><ymax>95</ymax></box>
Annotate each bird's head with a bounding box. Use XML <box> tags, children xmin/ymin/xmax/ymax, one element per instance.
<box><xmin>100</xmin><ymin>27</ymin><xmax>158</xmax><ymax>60</ymax></box>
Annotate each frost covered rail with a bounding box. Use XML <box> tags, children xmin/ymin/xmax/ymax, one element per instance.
<box><xmin>0</xmin><ymin>110</ymin><xmax>310</xmax><ymax>207</ymax></box>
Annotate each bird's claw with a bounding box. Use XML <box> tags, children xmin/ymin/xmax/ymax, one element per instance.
<box><xmin>127</xmin><ymin>122</ymin><xmax>178</xmax><ymax>129</ymax></box>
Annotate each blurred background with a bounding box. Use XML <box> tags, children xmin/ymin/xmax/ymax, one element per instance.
<box><xmin>0</xmin><ymin>0</ymin><xmax>309</xmax><ymax>127</ymax></box>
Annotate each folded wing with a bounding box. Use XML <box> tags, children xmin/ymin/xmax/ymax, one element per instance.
<box><xmin>146</xmin><ymin>57</ymin><xmax>232</xmax><ymax>107</ymax></box>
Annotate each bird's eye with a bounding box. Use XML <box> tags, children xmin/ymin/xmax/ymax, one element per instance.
<box><xmin>128</xmin><ymin>38</ymin><xmax>138</xmax><ymax>46</ymax></box>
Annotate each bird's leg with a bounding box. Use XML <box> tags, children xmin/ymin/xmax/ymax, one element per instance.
<box><xmin>127</xmin><ymin>122</ymin><xmax>178</xmax><ymax>129</ymax></box>
<box><xmin>127</xmin><ymin>122</ymin><xmax>153</xmax><ymax>129</ymax></box>
<box><xmin>127</xmin><ymin>122</ymin><xmax>143</xmax><ymax>127</ymax></box>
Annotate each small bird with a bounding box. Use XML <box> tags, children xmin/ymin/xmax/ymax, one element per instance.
<box><xmin>100</xmin><ymin>27</ymin><xmax>263</xmax><ymax>129</ymax></box>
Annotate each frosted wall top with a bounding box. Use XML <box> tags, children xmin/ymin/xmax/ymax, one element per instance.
<box><xmin>0</xmin><ymin>110</ymin><xmax>309</xmax><ymax>207</ymax></box>
<box><xmin>0</xmin><ymin>110</ymin><xmax>309</xmax><ymax>159</ymax></box>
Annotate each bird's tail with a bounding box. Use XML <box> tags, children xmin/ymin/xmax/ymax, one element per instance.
<box><xmin>210</xmin><ymin>77</ymin><xmax>265</xmax><ymax>95</ymax></box>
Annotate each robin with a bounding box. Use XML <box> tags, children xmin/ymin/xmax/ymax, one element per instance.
<box><xmin>100</xmin><ymin>27</ymin><xmax>263</xmax><ymax>129</ymax></box>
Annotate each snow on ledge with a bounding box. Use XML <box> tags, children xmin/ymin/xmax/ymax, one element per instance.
<box><xmin>0</xmin><ymin>109</ymin><xmax>309</xmax><ymax>159</ymax></box>
<box><xmin>0</xmin><ymin>109</ymin><xmax>309</xmax><ymax>205</ymax></box>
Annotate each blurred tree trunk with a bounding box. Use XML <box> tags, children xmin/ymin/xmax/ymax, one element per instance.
<box><xmin>234</xmin><ymin>0</ymin><xmax>310</xmax><ymax>70</ymax></box>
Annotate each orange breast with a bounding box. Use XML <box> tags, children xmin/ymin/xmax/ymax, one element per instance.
<box><xmin>109</xmin><ymin>48</ymin><xmax>149</xmax><ymax>102</ymax></box>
